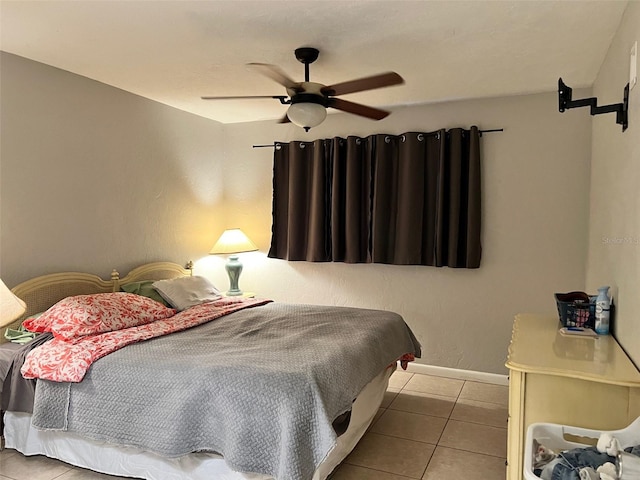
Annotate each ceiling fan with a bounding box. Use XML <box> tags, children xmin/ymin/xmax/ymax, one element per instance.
<box><xmin>201</xmin><ymin>47</ymin><xmax>404</xmax><ymax>131</ymax></box>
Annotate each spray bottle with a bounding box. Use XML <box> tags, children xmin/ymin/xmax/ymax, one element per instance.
<box><xmin>595</xmin><ymin>286</ymin><xmax>611</xmax><ymax>335</ymax></box>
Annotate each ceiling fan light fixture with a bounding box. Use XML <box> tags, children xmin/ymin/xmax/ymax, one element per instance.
<box><xmin>287</xmin><ymin>102</ymin><xmax>327</xmax><ymax>131</ymax></box>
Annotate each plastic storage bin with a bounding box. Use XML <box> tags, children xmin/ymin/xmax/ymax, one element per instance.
<box><xmin>554</xmin><ymin>291</ymin><xmax>596</xmax><ymax>329</ymax></box>
<box><xmin>524</xmin><ymin>417</ymin><xmax>640</xmax><ymax>479</ymax></box>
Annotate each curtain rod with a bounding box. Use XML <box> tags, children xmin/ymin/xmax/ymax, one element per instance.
<box><xmin>252</xmin><ymin>128</ymin><xmax>503</xmax><ymax>148</ymax></box>
<box><xmin>478</xmin><ymin>128</ymin><xmax>504</xmax><ymax>135</ymax></box>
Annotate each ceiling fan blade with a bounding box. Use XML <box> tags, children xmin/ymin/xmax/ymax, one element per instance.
<box><xmin>328</xmin><ymin>98</ymin><xmax>390</xmax><ymax>120</ymax></box>
<box><xmin>201</xmin><ymin>95</ymin><xmax>287</xmax><ymax>100</ymax></box>
<box><xmin>247</xmin><ymin>63</ymin><xmax>299</xmax><ymax>89</ymax></box>
<box><xmin>322</xmin><ymin>72</ymin><xmax>404</xmax><ymax>96</ymax></box>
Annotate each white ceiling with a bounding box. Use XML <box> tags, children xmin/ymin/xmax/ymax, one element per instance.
<box><xmin>0</xmin><ymin>0</ymin><xmax>628</xmax><ymax>125</ymax></box>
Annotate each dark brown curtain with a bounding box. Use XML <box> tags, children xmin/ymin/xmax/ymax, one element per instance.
<box><xmin>268</xmin><ymin>127</ymin><xmax>481</xmax><ymax>268</ymax></box>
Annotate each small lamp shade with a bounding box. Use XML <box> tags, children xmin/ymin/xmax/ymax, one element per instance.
<box><xmin>210</xmin><ymin>229</ymin><xmax>257</xmax><ymax>296</ymax></box>
<box><xmin>210</xmin><ymin>229</ymin><xmax>258</xmax><ymax>255</ymax></box>
<box><xmin>0</xmin><ymin>279</ymin><xmax>26</xmax><ymax>328</ymax></box>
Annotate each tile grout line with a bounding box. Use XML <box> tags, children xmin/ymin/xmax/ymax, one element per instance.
<box><xmin>341</xmin><ymin>462</ymin><xmax>424</xmax><ymax>479</ymax></box>
<box><xmin>433</xmin><ymin>444</ymin><xmax>508</xmax><ymax>460</ymax></box>
<box><xmin>417</xmin><ymin>379</ymin><xmax>466</xmax><ymax>478</ymax></box>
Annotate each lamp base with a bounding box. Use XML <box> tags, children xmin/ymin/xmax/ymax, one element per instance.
<box><xmin>225</xmin><ymin>255</ymin><xmax>243</xmax><ymax>296</ymax></box>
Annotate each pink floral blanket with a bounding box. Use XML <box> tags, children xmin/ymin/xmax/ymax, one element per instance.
<box><xmin>21</xmin><ymin>298</ymin><xmax>271</xmax><ymax>383</ymax></box>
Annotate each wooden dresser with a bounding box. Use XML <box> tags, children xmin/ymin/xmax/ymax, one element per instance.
<box><xmin>505</xmin><ymin>313</ymin><xmax>640</xmax><ymax>480</ymax></box>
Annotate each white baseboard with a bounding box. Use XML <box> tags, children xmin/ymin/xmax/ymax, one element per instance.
<box><xmin>401</xmin><ymin>362</ymin><xmax>509</xmax><ymax>386</ymax></box>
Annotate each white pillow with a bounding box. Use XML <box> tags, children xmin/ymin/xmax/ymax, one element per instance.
<box><xmin>152</xmin><ymin>276</ymin><xmax>221</xmax><ymax>311</ymax></box>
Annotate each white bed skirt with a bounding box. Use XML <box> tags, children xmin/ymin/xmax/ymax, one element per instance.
<box><xmin>4</xmin><ymin>365</ymin><xmax>394</xmax><ymax>480</ymax></box>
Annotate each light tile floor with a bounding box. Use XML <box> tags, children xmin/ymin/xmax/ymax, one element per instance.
<box><xmin>332</xmin><ymin>370</ymin><xmax>508</xmax><ymax>479</ymax></box>
<box><xmin>0</xmin><ymin>371</ymin><xmax>508</xmax><ymax>480</ymax></box>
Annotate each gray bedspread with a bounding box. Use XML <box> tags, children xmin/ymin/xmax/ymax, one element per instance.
<box><xmin>31</xmin><ymin>303</ymin><xmax>421</xmax><ymax>480</ymax></box>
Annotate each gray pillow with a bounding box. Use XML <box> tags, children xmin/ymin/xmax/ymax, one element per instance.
<box><xmin>152</xmin><ymin>276</ymin><xmax>221</xmax><ymax>311</ymax></box>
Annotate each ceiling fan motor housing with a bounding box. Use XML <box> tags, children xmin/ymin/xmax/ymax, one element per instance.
<box><xmin>290</xmin><ymin>92</ymin><xmax>328</xmax><ymax>107</ymax></box>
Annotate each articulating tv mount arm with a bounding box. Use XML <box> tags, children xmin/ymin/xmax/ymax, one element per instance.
<box><xmin>558</xmin><ymin>78</ymin><xmax>629</xmax><ymax>132</ymax></box>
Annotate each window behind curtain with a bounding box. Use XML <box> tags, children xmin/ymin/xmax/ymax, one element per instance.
<box><xmin>268</xmin><ymin>127</ymin><xmax>481</xmax><ymax>268</ymax></box>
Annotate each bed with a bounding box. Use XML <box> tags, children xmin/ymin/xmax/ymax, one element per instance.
<box><xmin>1</xmin><ymin>261</ymin><xmax>421</xmax><ymax>480</ymax></box>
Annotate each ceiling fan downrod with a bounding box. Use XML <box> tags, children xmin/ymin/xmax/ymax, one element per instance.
<box><xmin>295</xmin><ymin>47</ymin><xmax>319</xmax><ymax>82</ymax></box>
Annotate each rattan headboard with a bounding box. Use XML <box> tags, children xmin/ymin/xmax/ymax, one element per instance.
<box><xmin>4</xmin><ymin>261</ymin><xmax>192</xmax><ymax>343</ymax></box>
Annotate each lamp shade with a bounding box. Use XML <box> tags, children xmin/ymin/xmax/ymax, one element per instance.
<box><xmin>0</xmin><ymin>279</ymin><xmax>26</xmax><ymax>328</ymax></box>
<box><xmin>287</xmin><ymin>102</ymin><xmax>327</xmax><ymax>130</ymax></box>
<box><xmin>210</xmin><ymin>229</ymin><xmax>258</xmax><ymax>255</ymax></box>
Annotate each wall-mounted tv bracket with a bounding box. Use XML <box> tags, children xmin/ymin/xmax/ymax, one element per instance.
<box><xmin>558</xmin><ymin>78</ymin><xmax>629</xmax><ymax>132</ymax></box>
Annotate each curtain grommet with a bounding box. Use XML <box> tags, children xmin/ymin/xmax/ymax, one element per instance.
<box><xmin>275</xmin><ymin>143</ymin><xmax>282</xmax><ymax>150</ymax></box>
<box><xmin>417</xmin><ymin>134</ymin><xmax>424</xmax><ymax>142</ymax></box>
<box><xmin>384</xmin><ymin>136</ymin><xmax>391</xmax><ymax>144</ymax></box>
<box><xmin>355</xmin><ymin>138</ymin><xmax>361</xmax><ymax>145</ymax></box>
<box><xmin>300</xmin><ymin>143</ymin><xmax>306</xmax><ymax>149</ymax></box>
<box><xmin>400</xmin><ymin>135</ymin><xmax>406</xmax><ymax>142</ymax></box>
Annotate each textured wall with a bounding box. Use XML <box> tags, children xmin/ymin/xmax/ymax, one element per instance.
<box><xmin>587</xmin><ymin>2</ymin><xmax>640</xmax><ymax>366</ymax></box>
<box><xmin>1</xmin><ymin>52</ymin><xmax>226</xmax><ymax>285</ymax></box>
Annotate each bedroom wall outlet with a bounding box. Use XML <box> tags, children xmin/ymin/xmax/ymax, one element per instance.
<box><xmin>631</xmin><ymin>41</ymin><xmax>637</xmax><ymax>90</ymax></box>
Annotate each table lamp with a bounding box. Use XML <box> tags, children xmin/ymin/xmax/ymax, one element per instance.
<box><xmin>0</xmin><ymin>279</ymin><xmax>26</xmax><ymax>327</ymax></box>
<box><xmin>210</xmin><ymin>229</ymin><xmax>258</xmax><ymax>296</ymax></box>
